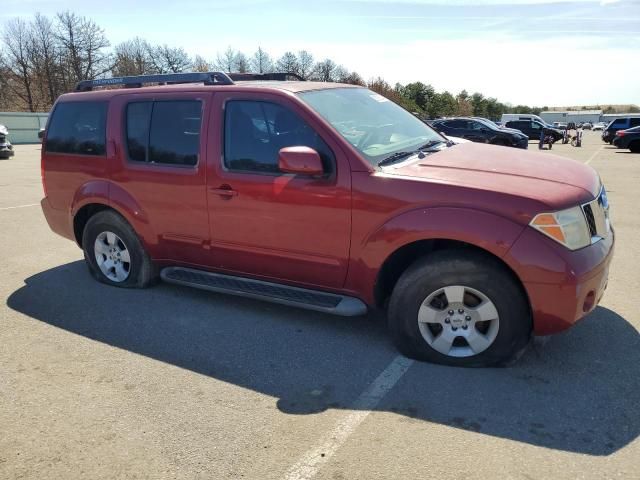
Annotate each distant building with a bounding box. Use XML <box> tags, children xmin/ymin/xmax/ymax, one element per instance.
<box><xmin>540</xmin><ymin>110</ymin><xmax>603</xmax><ymax>125</ymax></box>
<box><xmin>602</xmin><ymin>113</ymin><xmax>640</xmax><ymax>123</ymax></box>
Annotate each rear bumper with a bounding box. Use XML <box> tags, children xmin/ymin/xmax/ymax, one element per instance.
<box><xmin>41</xmin><ymin>197</ymin><xmax>75</xmax><ymax>242</ymax></box>
<box><xmin>506</xmin><ymin>227</ymin><xmax>614</xmax><ymax>335</ymax></box>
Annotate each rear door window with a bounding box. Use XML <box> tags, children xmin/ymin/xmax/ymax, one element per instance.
<box><xmin>126</xmin><ymin>100</ymin><xmax>202</xmax><ymax>166</ymax></box>
<box><xmin>630</xmin><ymin>118</ymin><xmax>640</xmax><ymax>127</ymax></box>
<box><xmin>46</xmin><ymin>101</ymin><xmax>107</xmax><ymax>155</ymax></box>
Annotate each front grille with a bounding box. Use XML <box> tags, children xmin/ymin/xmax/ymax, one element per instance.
<box><xmin>582</xmin><ymin>187</ymin><xmax>610</xmax><ymax>239</ymax></box>
<box><xmin>583</xmin><ymin>204</ymin><xmax>597</xmax><ymax>237</ymax></box>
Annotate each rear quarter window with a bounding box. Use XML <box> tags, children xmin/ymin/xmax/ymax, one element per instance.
<box><xmin>46</xmin><ymin>102</ymin><xmax>107</xmax><ymax>155</ymax></box>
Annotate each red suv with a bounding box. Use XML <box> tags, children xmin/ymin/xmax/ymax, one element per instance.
<box><xmin>40</xmin><ymin>72</ymin><xmax>614</xmax><ymax>367</ymax></box>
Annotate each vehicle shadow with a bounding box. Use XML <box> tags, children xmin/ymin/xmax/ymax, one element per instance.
<box><xmin>7</xmin><ymin>261</ymin><xmax>639</xmax><ymax>456</ymax></box>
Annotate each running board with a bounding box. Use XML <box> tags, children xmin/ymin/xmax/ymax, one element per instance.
<box><xmin>160</xmin><ymin>267</ymin><xmax>368</xmax><ymax>316</ymax></box>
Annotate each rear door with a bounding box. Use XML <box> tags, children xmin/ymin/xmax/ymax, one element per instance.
<box><xmin>109</xmin><ymin>92</ymin><xmax>211</xmax><ymax>264</ymax></box>
<box><xmin>205</xmin><ymin>91</ymin><xmax>352</xmax><ymax>289</ymax></box>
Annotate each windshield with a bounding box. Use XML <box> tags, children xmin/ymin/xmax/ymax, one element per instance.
<box><xmin>474</xmin><ymin>118</ymin><xmax>500</xmax><ymax>131</ymax></box>
<box><xmin>298</xmin><ymin>87</ymin><xmax>444</xmax><ymax>165</ymax></box>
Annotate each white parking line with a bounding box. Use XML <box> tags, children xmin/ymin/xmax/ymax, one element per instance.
<box><xmin>0</xmin><ymin>203</ymin><xmax>40</xmax><ymax>211</ymax></box>
<box><xmin>585</xmin><ymin>145</ymin><xmax>604</xmax><ymax>165</ymax></box>
<box><xmin>283</xmin><ymin>355</ymin><xmax>414</xmax><ymax>480</ymax></box>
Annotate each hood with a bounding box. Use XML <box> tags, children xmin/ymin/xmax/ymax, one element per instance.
<box><xmin>384</xmin><ymin>142</ymin><xmax>600</xmax><ymax>210</ymax></box>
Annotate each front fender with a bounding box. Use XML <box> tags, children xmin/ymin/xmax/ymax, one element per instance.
<box><xmin>345</xmin><ymin>207</ymin><xmax>527</xmax><ymax>304</ymax></box>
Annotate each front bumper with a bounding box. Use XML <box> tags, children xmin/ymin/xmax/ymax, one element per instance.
<box><xmin>0</xmin><ymin>142</ymin><xmax>14</xmax><ymax>158</ymax></box>
<box><xmin>506</xmin><ymin>226</ymin><xmax>614</xmax><ymax>335</ymax></box>
<box><xmin>602</xmin><ymin>131</ymin><xmax>615</xmax><ymax>143</ymax></box>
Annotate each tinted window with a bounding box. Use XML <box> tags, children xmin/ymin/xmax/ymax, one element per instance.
<box><xmin>630</xmin><ymin>118</ymin><xmax>640</xmax><ymax>127</ymax></box>
<box><xmin>46</xmin><ymin>102</ymin><xmax>107</xmax><ymax>155</ymax></box>
<box><xmin>224</xmin><ymin>100</ymin><xmax>334</xmax><ymax>174</ymax></box>
<box><xmin>126</xmin><ymin>100</ymin><xmax>202</xmax><ymax>166</ymax></box>
<box><xmin>611</xmin><ymin>119</ymin><xmax>627</xmax><ymax>128</ymax></box>
<box><xmin>445</xmin><ymin>119</ymin><xmax>467</xmax><ymax>129</ymax></box>
<box><xmin>505</xmin><ymin>121</ymin><xmax>523</xmax><ymax>129</ymax></box>
<box><xmin>126</xmin><ymin>102</ymin><xmax>151</xmax><ymax>162</ymax></box>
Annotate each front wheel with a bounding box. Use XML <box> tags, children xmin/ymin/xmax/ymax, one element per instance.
<box><xmin>82</xmin><ymin>210</ymin><xmax>158</xmax><ymax>288</ymax></box>
<box><xmin>388</xmin><ymin>250</ymin><xmax>531</xmax><ymax>367</ymax></box>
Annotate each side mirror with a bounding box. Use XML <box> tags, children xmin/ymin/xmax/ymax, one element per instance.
<box><xmin>278</xmin><ymin>146</ymin><xmax>324</xmax><ymax>176</ymax></box>
<box><xmin>38</xmin><ymin>128</ymin><xmax>45</xmax><ymax>140</ymax></box>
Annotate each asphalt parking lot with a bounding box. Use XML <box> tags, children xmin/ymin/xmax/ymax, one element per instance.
<box><xmin>1</xmin><ymin>133</ymin><xmax>639</xmax><ymax>479</ymax></box>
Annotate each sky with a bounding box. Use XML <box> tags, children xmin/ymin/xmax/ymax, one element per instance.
<box><xmin>4</xmin><ymin>0</ymin><xmax>640</xmax><ymax>106</ymax></box>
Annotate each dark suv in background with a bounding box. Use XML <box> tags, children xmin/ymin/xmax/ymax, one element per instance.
<box><xmin>431</xmin><ymin>117</ymin><xmax>529</xmax><ymax>149</ymax></box>
<box><xmin>613</xmin><ymin>125</ymin><xmax>640</xmax><ymax>153</ymax></box>
<box><xmin>602</xmin><ymin>117</ymin><xmax>640</xmax><ymax>144</ymax></box>
<box><xmin>505</xmin><ymin>119</ymin><xmax>563</xmax><ymax>142</ymax></box>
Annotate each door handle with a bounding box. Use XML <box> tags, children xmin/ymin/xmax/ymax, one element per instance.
<box><xmin>210</xmin><ymin>185</ymin><xmax>238</xmax><ymax>197</ymax></box>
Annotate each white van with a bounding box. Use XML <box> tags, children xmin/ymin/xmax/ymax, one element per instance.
<box><xmin>501</xmin><ymin>113</ymin><xmax>546</xmax><ymax>125</ymax></box>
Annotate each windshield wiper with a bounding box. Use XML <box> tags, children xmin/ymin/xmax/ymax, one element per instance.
<box><xmin>377</xmin><ymin>151</ymin><xmax>416</xmax><ymax>167</ymax></box>
<box><xmin>377</xmin><ymin>140</ymin><xmax>450</xmax><ymax>167</ymax></box>
<box><xmin>417</xmin><ymin>139</ymin><xmax>449</xmax><ymax>150</ymax></box>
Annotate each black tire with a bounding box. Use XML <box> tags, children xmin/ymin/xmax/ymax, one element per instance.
<box><xmin>82</xmin><ymin>210</ymin><xmax>158</xmax><ymax>288</ymax></box>
<box><xmin>388</xmin><ymin>250</ymin><xmax>531</xmax><ymax>367</ymax></box>
<box><xmin>629</xmin><ymin>141</ymin><xmax>640</xmax><ymax>153</ymax></box>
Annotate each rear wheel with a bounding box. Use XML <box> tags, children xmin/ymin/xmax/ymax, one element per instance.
<box><xmin>82</xmin><ymin>210</ymin><xmax>158</xmax><ymax>288</ymax></box>
<box><xmin>388</xmin><ymin>250</ymin><xmax>531</xmax><ymax>367</ymax></box>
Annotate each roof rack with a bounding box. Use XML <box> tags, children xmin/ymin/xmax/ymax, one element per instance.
<box><xmin>74</xmin><ymin>72</ymin><xmax>234</xmax><ymax>92</ymax></box>
<box><xmin>74</xmin><ymin>71</ymin><xmax>305</xmax><ymax>92</ymax></box>
<box><xmin>227</xmin><ymin>72</ymin><xmax>305</xmax><ymax>82</ymax></box>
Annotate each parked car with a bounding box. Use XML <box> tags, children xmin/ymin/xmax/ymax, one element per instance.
<box><xmin>553</xmin><ymin>122</ymin><xmax>567</xmax><ymax>130</ymax></box>
<box><xmin>431</xmin><ymin>117</ymin><xmax>529</xmax><ymax>149</ymax></box>
<box><xmin>504</xmin><ymin>119</ymin><xmax>563</xmax><ymax>142</ymax></box>
<box><xmin>0</xmin><ymin>124</ymin><xmax>15</xmax><ymax>159</ymax></box>
<box><xmin>612</xmin><ymin>126</ymin><xmax>640</xmax><ymax>153</ymax></box>
<box><xmin>592</xmin><ymin>122</ymin><xmax>606</xmax><ymax>131</ymax></box>
<box><xmin>500</xmin><ymin>113</ymin><xmax>546</xmax><ymax>125</ymax></box>
<box><xmin>602</xmin><ymin>117</ymin><xmax>640</xmax><ymax>143</ymax></box>
<box><xmin>40</xmin><ymin>71</ymin><xmax>614</xmax><ymax>367</ymax></box>
<box><xmin>581</xmin><ymin>122</ymin><xmax>592</xmax><ymax>130</ymax></box>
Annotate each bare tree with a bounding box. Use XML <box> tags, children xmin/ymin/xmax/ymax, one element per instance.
<box><xmin>147</xmin><ymin>44</ymin><xmax>191</xmax><ymax>73</ymax></box>
<box><xmin>297</xmin><ymin>50</ymin><xmax>314</xmax><ymax>79</ymax></box>
<box><xmin>29</xmin><ymin>14</ymin><xmax>61</xmax><ymax>105</ymax></box>
<box><xmin>55</xmin><ymin>11</ymin><xmax>111</xmax><ymax>86</ymax></box>
<box><xmin>112</xmin><ymin>37</ymin><xmax>154</xmax><ymax>76</ymax></box>
<box><xmin>312</xmin><ymin>58</ymin><xmax>336</xmax><ymax>82</ymax></box>
<box><xmin>276</xmin><ymin>51</ymin><xmax>298</xmax><ymax>74</ymax></box>
<box><xmin>191</xmin><ymin>54</ymin><xmax>210</xmax><ymax>73</ymax></box>
<box><xmin>251</xmin><ymin>47</ymin><xmax>272</xmax><ymax>73</ymax></box>
<box><xmin>215</xmin><ymin>47</ymin><xmax>236</xmax><ymax>72</ymax></box>
<box><xmin>1</xmin><ymin>18</ymin><xmax>36</xmax><ymax>111</ymax></box>
<box><xmin>333</xmin><ymin>65</ymin><xmax>349</xmax><ymax>83</ymax></box>
<box><xmin>341</xmin><ymin>71</ymin><xmax>365</xmax><ymax>86</ymax></box>
<box><xmin>234</xmin><ymin>52</ymin><xmax>250</xmax><ymax>73</ymax></box>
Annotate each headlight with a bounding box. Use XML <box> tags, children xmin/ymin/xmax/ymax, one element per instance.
<box><xmin>530</xmin><ymin>206</ymin><xmax>591</xmax><ymax>250</ymax></box>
